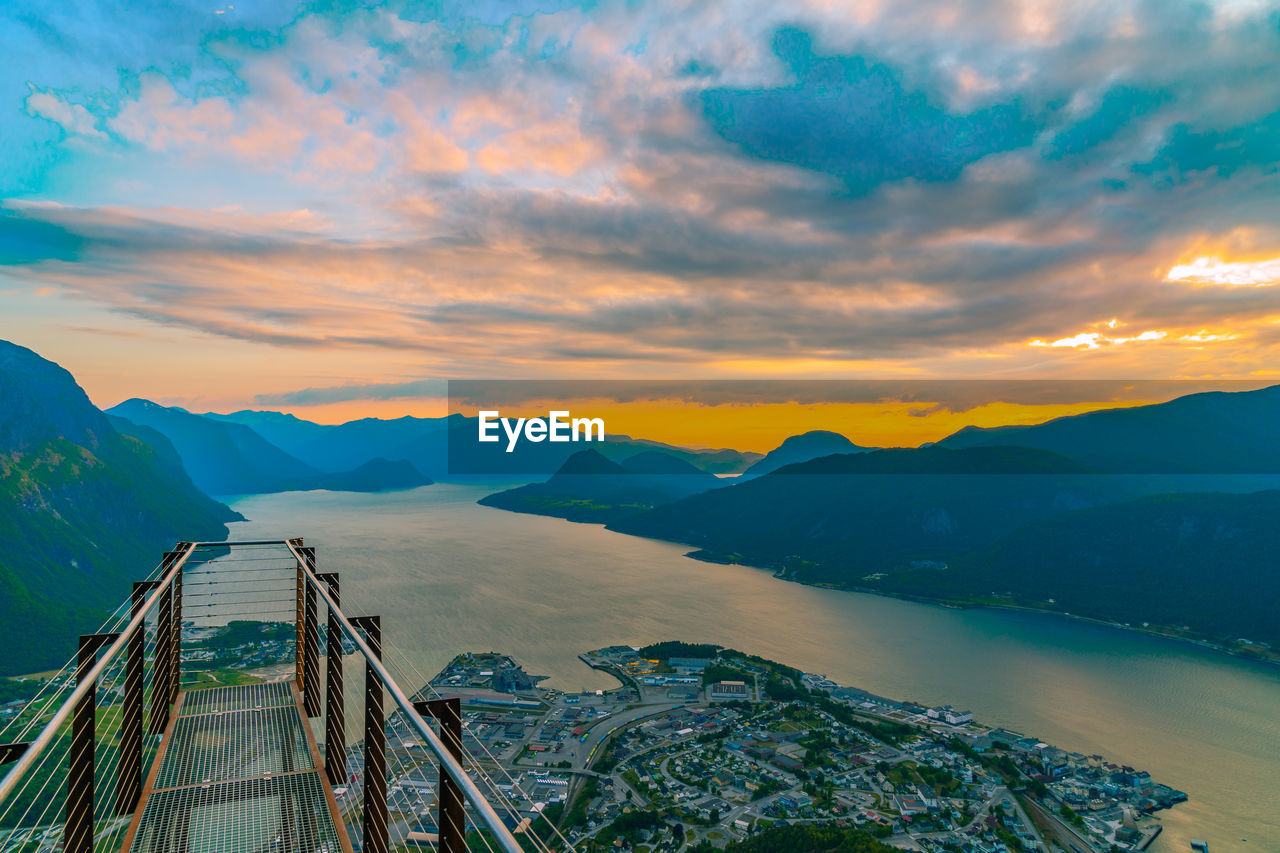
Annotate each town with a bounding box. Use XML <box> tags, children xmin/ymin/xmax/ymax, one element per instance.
<box><xmin>0</xmin><ymin>631</ymin><xmax>1189</xmax><ymax>853</ymax></box>
<box><xmin>381</xmin><ymin>642</ymin><xmax>1186</xmax><ymax>852</ymax></box>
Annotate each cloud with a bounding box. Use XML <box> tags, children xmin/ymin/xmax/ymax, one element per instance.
<box><xmin>1042</xmin><ymin>85</ymin><xmax>1167</xmax><ymax>161</ymax></box>
<box><xmin>255</xmin><ymin>379</ymin><xmax>447</xmax><ymax>406</ymax></box>
<box><xmin>1167</xmin><ymin>256</ymin><xmax>1280</xmax><ymax>286</ymax></box>
<box><xmin>24</xmin><ymin>88</ymin><xmax>105</xmax><ymax>139</ymax></box>
<box><xmin>445</xmin><ymin>378</ymin><xmax>1276</xmax><ymax>411</ymax></box>
<box><xmin>699</xmin><ymin>28</ymin><xmax>1037</xmax><ymax>193</ymax></box>
<box><xmin>1029</xmin><ymin>329</ymin><xmax>1167</xmax><ymax>349</ymax></box>
<box><xmin>3</xmin><ymin>0</ymin><xmax>1280</xmax><ymax>381</ymax></box>
<box><xmin>1137</xmin><ymin>110</ymin><xmax>1280</xmax><ymax>183</ymax></box>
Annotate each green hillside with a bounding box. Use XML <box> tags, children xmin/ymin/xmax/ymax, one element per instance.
<box><xmin>0</xmin><ymin>341</ymin><xmax>238</xmax><ymax>674</ymax></box>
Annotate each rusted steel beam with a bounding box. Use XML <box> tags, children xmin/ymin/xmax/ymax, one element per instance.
<box><xmin>351</xmin><ymin>615</ymin><xmax>387</xmax><ymax>853</ymax></box>
<box><xmin>65</xmin><ymin>632</ymin><xmax>118</xmax><ymax>853</ymax></box>
<box><xmin>319</xmin><ymin>572</ymin><xmax>345</xmax><ymax>786</ymax></box>
<box><xmin>300</xmin><ymin>547</ymin><xmax>320</xmax><ymax>717</ymax></box>
<box><xmin>415</xmin><ymin>698</ymin><xmax>467</xmax><ymax>853</ymax></box>
<box><xmin>118</xmin><ymin>580</ymin><xmax>158</xmax><ymax>816</ymax></box>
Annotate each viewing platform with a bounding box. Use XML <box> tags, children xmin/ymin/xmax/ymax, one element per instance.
<box><xmin>120</xmin><ymin>682</ymin><xmax>348</xmax><ymax>853</ymax></box>
<box><xmin>0</xmin><ymin>539</ymin><xmax>540</xmax><ymax>853</ymax></box>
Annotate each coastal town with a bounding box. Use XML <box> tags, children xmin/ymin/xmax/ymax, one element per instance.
<box><xmin>0</xmin><ymin>627</ymin><xmax>1198</xmax><ymax>853</ymax></box>
<box><xmin>372</xmin><ymin>642</ymin><xmax>1187</xmax><ymax>853</ymax></box>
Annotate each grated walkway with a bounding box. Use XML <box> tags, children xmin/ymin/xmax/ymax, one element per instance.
<box><xmin>120</xmin><ymin>682</ymin><xmax>351</xmax><ymax>853</ymax></box>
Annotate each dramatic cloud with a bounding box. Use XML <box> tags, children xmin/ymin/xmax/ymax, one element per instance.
<box><xmin>2</xmin><ymin>0</ymin><xmax>1280</xmax><ymax>394</ymax></box>
<box><xmin>1168</xmin><ymin>256</ymin><xmax>1280</xmax><ymax>286</ymax></box>
<box><xmin>700</xmin><ymin>29</ymin><xmax>1037</xmax><ymax>193</ymax></box>
<box><xmin>1029</xmin><ymin>329</ymin><xmax>1167</xmax><ymax>350</ymax></box>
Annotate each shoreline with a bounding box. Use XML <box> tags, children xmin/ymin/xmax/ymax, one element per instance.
<box><xmin>681</xmin><ymin>548</ymin><xmax>1280</xmax><ymax>670</ymax></box>
<box><xmin>476</xmin><ymin>499</ymin><xmax>1280</xmax><ymax>672</ymax></box>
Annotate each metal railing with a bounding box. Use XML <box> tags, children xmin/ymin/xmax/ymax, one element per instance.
<box><xmin>0</xmin><ymin>543</ymin><xmax>195</xmax><ymax>820</ymax></box>
<box><xmin>276</xmin><ymin>537</ymin><xmax>524</xmax><ymax>853</ymax></box>
<box><xmin>0</xmin><ymin>537</ymin><xmax>530</xmax><ymax>853</ymax></box>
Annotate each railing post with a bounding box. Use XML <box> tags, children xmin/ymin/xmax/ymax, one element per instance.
<box><xmin>301</xmin><ymin>547</ymin><xmax>320</xmax><ymax>717</ymax></box>
<box><xmin>170</xmin><ymin>544</ymin><xmax>185</xmax><ymax>703</ymax></box>
<box><xmin>294</xmin><ymin>538</ymin><xmax>305</xmax><ymax>687</ymax></box>
<box><xmin>415</xmin><ymin>698</ymin><xmax>467</xmax><ymax>853</ymax></box>
<box><xmin>66</xmin><ymin>632</ymin><xmax>118</xmax><ymax>853</ymax></box>
<box><xmin>319</xmin><ymin>572</ymin><xmax>345</xmax><ymax>785</ymax></box>
<box><xmin>352</xmin><ymin>616</ymin><xmax>387</xmax><ymax>853</ymax></box>
<box><xmin>117</xmin><ymin>580</ymin><xmax>158</xmax><ymax>816</ymax></box>
<box><xmin>149</xmin><ymin>551</ymin><xmax>178</xmax><ymax>735</ymax></box>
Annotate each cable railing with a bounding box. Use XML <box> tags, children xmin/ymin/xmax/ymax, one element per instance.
<box><xmin>0</xmin><ymin>538</ymin><xmax>559</xmax><ymax>853</ymax></box>
<box><xmin>277</xmin><ymin>537</ymin><xmax>526</xmax><ymax>853</ymax></box>
<box><xmin>0</xmin><ymin>545</ymin><xmax>193</xmax><ymax>833</ymax></box>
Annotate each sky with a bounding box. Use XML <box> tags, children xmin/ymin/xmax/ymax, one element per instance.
<box><xmin>2</xmin><ymin>0</ymin><xmax>1280</xmax><ymax>440</ymax></box>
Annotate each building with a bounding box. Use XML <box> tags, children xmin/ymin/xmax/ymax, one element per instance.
<box><xmin>708</xmin><ymin>681</ymin><xmax>750</xmax><ymax>700</ymax></box>
<box><xmin>926</xmin><ymin>705</ymin><xmax>973</xmax><ymax>726</ymax></box>
<box><xmin>669</xmin><ymin>657</ymin><xmax>713</xmax><ymax>673</ymax></box>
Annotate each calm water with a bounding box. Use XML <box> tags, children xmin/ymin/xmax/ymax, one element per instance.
<box><xmin>225</xmin><ymin>484</ymin><xmax>1280</xmax><ymax>853</ymax></box>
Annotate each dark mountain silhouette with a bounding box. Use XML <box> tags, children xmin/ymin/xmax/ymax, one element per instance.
<box><xmin>555</xmin><ymin>448</ymin><xmax>629</xmax><ymax>476</ymax></box>
<box><xmin>609</xmin><ymin>446</ymin><xmax>1117</xmax><ymax>574</ymax></box>
<box><xmin>740</xmin><ymin>430</ymin><xmax>872</xmax><ymax>478</ymax></box>
<box><xmin>607</xmin><ymin>440</ymin><xmax>1280</xmax><ymax>646</ymax></box>
<box><xmin>600</xmin><ymin>436</ymin><xmax>761</xmax><ymax>475</ymax></box>
<box><xmin>303</xmin><ymin>457</ymin><xmax>432</xmax><ymax>492</ymax></box>
<box><xmin>0</xmin><ymin>340</ymin><xmax>238</xmax><ymax>674</ymax></box>
<box><xmin>478</xmin><ymin>448</ymin><xmax>724</xmax><ymax>523</ymax></box>
<box><xmin>870</xmin><ymin>490</ymin><xmax>1280</xmax><ymax>647</ymax></box>
<box><xmin>936</xmin><ymin>384</ymin><xmax>1280</xmax><ymax>472</ymax></box>
<box><xmin>773</xmin><ymin>444</ymin><xmax>1090</xmax><ymax>475</ymax></box>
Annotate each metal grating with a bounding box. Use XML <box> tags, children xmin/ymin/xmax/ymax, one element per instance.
<box><xmin>155</xmin><ymin>706</ymin><xmax>314</xmax><ymax>790</ymax></box>
<box><xmin>180</xmin><ymin>682</ymin><xmax>295</xmax><ymax>716</ymax></box>
<box><xmin>128</xmin><ymin>772</ymin><xmax>343</xmax><ymax>853</ymax></box>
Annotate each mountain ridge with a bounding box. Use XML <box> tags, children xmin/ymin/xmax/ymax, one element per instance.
<box><xmin>936</xmin><ymin>383</ymin><xmax>1280</xmax><ymax>472</ymax></box>
<box><xmin>110</xmin><ymin>399</ymin><xmax>433</xmax><ymax>494</ymax></box>
<box><xmin>0</xmin><ymin>340</ymin><xmax>239</xmax><ymax>674</ymax></box>
<box><xmin>740</xmin><ymin>429</ymin><xmax>873</xmax><ymax>478</ymax></box>
<box><xmin>478</xmin><ymin>448</ymin><xmax>724</xmax><ymax>523</ymax></box>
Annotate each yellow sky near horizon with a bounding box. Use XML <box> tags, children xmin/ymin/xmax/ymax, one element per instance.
<box><xmin>443</xmin><ymin>398</ymin><xmax>1158</xmax><ymax>453</ymax></box>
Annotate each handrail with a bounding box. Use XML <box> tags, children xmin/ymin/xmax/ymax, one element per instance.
<box><xmin>0</xmin><ymin>541</ymin><xmax>199</xmax><ymax>807</ymax></box>
<box><xmin>283</xmin><ymin>538</ymin><xmax>526</xmax><ymax>853</ymax></box>
<box><xmin>0</xmin><ymin>537</ymin><xmax>530</xmax><ymax>853</ymax></box>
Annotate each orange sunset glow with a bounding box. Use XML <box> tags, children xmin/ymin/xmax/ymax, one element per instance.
<box><xmin>2</xmin><ymin>0</ymin><xmax>1279</xmax><ymax>438</ymax></box>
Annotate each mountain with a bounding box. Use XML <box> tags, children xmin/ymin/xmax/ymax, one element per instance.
<box><xmin>202</xmin><ymin>409</ymin><xmax>333</xmax><ymax>460</ymax></box>
<box><xmin>608</xmin><ymin>442</ymin><xmax>1280</xmax><ymax>646</ymax></box>
<box><xmin>478</xmin><ymin>448</ymin><xmax>724</xmax><ymax>523</ymax></box>
<box><xmin>206</xmin><ymin>410</ymin><xmax>446</xmax><ymax>473</ymax></box>
<box><xmin>739</xmin><ymin>430</ymin><xmax>872</xmax><ymax>478</ymax></box>
<box><xmin>867</xmin><ymin>490</ymin><xmax>1280</xmax><ymax>647</ymax></box>
<box><xmin>109</xmin><ymin>399</ymin><xmax>321</xmax><ymax>494</ymax></box>
<box><xmin>305</xmin><ymin>416</ymin><xmax>446</xmax><ymax>471</ymax></box>
<box><xmin>208</xmin><ymin>410</ymin><xmax>581</xmax><ymax>479</ymax></box>
<box><xmin>305</xmin><ymin>458</ymin><xmax>432</xmax><ymax>492</ymax></box>
<box><xmin>609</xmin><ymin>446</ymin><xmax>1119</xmax><ymax>575</ymax></box>
<box><xmin>0</xmin><ymin>341</ymin><xmax>239</xmax><ymax>674</ymax></box>
<box><xmin>936</xmin><ymin>384</ymin><xmax>1280</xmax><ymax>472</ymax></box>
<box><xmin>619</xmin><ymin>449</ymin><xmax>724</xmax><ymax>476</ymax></box>
<box><xmin>772</xmin><ymin>444</ymin><xmax>1089</xmax><ymax>475</ymax></box>
<box><xmin>109</xmin><ymin>400</ymin><xmax>432</xmax><ymax>494</ymax></box>
<box><xmin>208</xmin><ymin>409</ymin><xmax>762</xmax><ymax>478</ymax></box>
<box><xmin>598</xmin><ymin>436</ymin><xmax>762</xmax><ymax>475</ymax></box>
<box><xmin>553</xmin><ymin>448</ymin><xmax>630</xmax><ymax>476</ymax></box>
